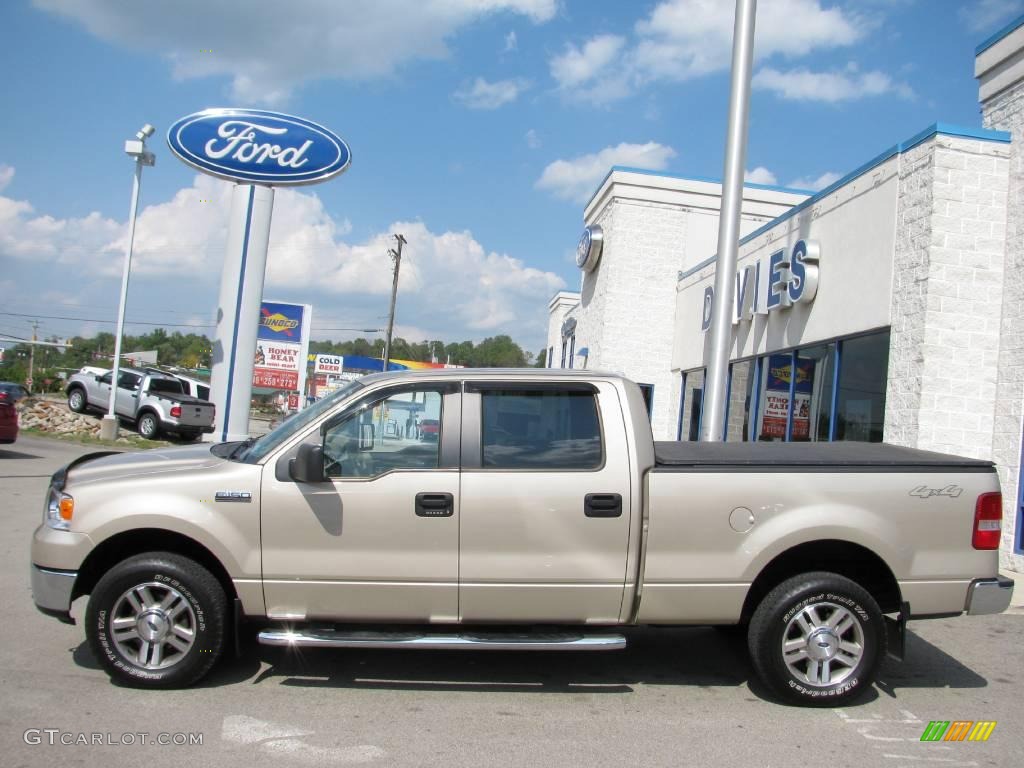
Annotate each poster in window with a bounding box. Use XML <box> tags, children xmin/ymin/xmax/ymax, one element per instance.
<box><xmin>760</xmin><ymin>354</ymin><xmax>815</xmax><ymax>439</ymax></box>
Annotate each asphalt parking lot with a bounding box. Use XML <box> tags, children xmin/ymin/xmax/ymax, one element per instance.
<box><xmin>1</xmin><ymin>434</ymin><xmax>1021</xmax><ymax>768</ymax></box>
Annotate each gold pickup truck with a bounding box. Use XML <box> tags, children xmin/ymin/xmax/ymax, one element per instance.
<box><xmin>30</xmin><ymin>369</ymin><xmax>1013</xmax><ymax>705</ymax></box>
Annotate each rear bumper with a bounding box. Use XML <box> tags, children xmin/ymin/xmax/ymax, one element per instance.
<box><xmin>31</xmin><ymin>565</ymin><xmax>77</xmax><ymax>624</ymax></box>
<box><xmin>965</xmin><ymin>577</ymin><xmax>1014</xmax><ymax>616</ymax></box>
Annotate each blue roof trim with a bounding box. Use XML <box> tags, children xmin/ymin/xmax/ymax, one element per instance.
<box><xmin>976</xmin><ymin>13</ymin><xmax>1024</xmax><ymax>55</ymax></box>
<box><xmin>678</xmin><ymin>123</ymin><xmax>1012</xmax><ymax>282</ymax></box>
<box><xmin>584</xmin><ymin>165</ymin><xmax>814</xmax><ymax>211</ymax></box>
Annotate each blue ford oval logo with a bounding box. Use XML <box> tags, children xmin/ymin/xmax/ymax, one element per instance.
<box><xmin>167</xmin><ymin>108</ymin><xmax>350</xmax><ymax>186</ymax></box>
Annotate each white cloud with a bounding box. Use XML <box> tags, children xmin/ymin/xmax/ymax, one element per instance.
<box><xmin>504</xmin><ymin>30</ymin><xmax>518</xmax><ymax>52</ymax></box>
<box><xmin>753</xmin><ymin>65</ymin><xmax>913</xmax><ymax>102</ymax></box>
<box><xmin>34</xmin><ymin>0</ymin><xmax>557</xmax><ymax>105</ymax></box>
<box><xmin>0</xmin><ymin>165</ymin><xmax>13</xmax><ymax>193</ymax></box>
<box><xmin>960</xmin><ymin>0</ymin><xmax>1024</xmax><ymax>34</ymax></box>
<box><xmin>551</xmin><ymin>0</ymin><xmax>875</xmax><ymax>104</ymax></box>
<box><xmin>551</xmin><ymin>34</ymin><xmax>625</xmax><ymax>89</ymax></box>
<box><xmin>745</xmin><ymin>166</ymin><xmax>778</xmax><ymax>185</ymax></box>
<box><xmin>536</xmin><ymin>141</ymin><xmax>677</xmax><ymax>203</ymax></box>
<box><xmin>786</xmin><ymin>171</ymin><xmax>842</xmax><ymax>191</ymax></box>
<box><xmin>525</xmin><ymin>129</ymin><xmax>541</xmax><ymax>149</ymax></box>
<box><xmin>0</xmin><ymin>170</ymin><xmax>564</xmax><ymax>342</ymax></box>
<box><xmin>453</xmin><ymin>77</ymin><xmax>530</xmax><ymax>109</ymax></box>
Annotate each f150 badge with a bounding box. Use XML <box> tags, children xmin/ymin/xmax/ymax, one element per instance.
<box><xmin>909</xmin><ymin>485</ymin><xmax>963</xmax><ymax>499</ymax></box>
<box><xmin>215</xmin><ymin>491</ymin><xmax>253</xmax><ymax>503</ymax></box>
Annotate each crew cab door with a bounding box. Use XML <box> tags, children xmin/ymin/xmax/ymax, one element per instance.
<box><xmin>260</xmin><ymin>383</ymin><xmax>462</xmax><ymax>622</ymax></box>
<box><xmin>116</xmin><ymin>371</ymin><xmax>142</xmax><ymax>416</ymax></box>
<box><xmin>458</xmin><ymin>381</ymin><xmax>632</xmax><ymax>623</ymax></box>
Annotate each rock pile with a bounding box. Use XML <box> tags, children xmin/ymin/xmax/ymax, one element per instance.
<box><xmin>15</xmin><ymin>397</ymin><xmax>104</xmax><ymax>437</ymax></box>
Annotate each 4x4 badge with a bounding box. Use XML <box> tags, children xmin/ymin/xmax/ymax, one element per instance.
<box><xmin>909</xmin><ymin>485</ymin><xmax>963</xmax><ymax>499</ymax></box>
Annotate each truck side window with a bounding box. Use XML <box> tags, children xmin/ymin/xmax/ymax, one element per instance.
<box><xmin>480</xmin><ymin>389</ymin><xmax>602</xmax><ymax>470</ymax></box>
<box><xmin>118</xmin><ymin>372</ymin><xmax>141</xmax><ymax>390</ymax></box>
<box><xmin>322</xmin><ymin>389</ymin><xmax>444</xmax><ymax>479</ymax></box>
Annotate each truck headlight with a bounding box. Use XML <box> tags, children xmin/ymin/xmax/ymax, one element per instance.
<box><xmin>44</xmin><ymin>487</ymin><xmax>74</xmax><ymax>531</ymax></box>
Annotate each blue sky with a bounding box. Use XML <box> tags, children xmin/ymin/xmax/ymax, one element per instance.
<box><xmin>1</xmin><ymin>0</ymin><xmax>1021</xmax><ymax>354</ymax></box>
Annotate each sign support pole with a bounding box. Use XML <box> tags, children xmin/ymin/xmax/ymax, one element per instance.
<box><xmin>701</xmin><ymin>0</ymin><xmax>757</xmax><ymax>442</ymax></box>
<box><xmin>207</xmin><ymin>183</ymin><xmax>275</xmax><ymax>443</ymax></box>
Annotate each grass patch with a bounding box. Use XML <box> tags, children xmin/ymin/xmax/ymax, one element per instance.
<box><xmin>21</xmin><ymin>427</ymin><xmax>176</xmax><ymax>450</ymax></box>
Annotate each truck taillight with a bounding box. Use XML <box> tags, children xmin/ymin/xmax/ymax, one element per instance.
<box><xmin>170</xmin><ymin>405</ymin><xmax>182</xmax><ymax>418</ymax></box>
<box><xmin>973</xmin><ymin>492</ymin><xmax>1002</xmax><ymax>550</ymax></box>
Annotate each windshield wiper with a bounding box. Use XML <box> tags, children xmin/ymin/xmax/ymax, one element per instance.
<box><xmin>230</xmin><ymin>437</ymin><xmax>258</xmax><ymax>460</ymax></box>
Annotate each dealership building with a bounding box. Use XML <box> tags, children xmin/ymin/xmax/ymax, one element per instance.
<box><xmin>546</xmin><ymin>17</ymin><xmax>1024</xmax><ymax>572</ymax></box>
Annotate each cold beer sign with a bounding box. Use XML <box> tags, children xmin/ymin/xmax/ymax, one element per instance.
<box><xmin>701</xmin><ymin>240</ymin><xmax>820</xmax><ymax>331</ymax></box>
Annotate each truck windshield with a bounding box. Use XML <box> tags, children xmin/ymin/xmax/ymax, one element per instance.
<box><xmin>237</xmin><ymin>380</ymin><xmax>364</xmax><ymax>464</ymax></box>
<box><xmin>148</xmin><ymin>379</ymin><xmax>184</xmax><ymax>394</ymax></box>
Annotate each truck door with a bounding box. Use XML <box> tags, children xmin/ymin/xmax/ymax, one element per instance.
<box><xmin>458</xmin><ymin>381</ymin><xmax>632</xmax><ymax>623</ymax></box>
<box><xmin>260</xmin><ymin>383</ymin><xmax>462</xmax><ymax>622</ymax></box>
<box><xmin>116</xmin><ymin>371</ymin><xmax>142</xmax><ymax>416</ymax></box>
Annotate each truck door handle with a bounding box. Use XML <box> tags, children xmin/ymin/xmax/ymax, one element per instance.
<box><xmin>584</xmin><ymin>493</ymin><xmax>622</xmax><ymax>518</ymax></box>
<box><xmin>415</xmin><ymin>492</ymin><xmax>453</xmax><ymax>518</ymax></box>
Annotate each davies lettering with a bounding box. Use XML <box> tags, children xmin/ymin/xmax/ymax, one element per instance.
<box><xmin>204</xmin><ymin>121</ymin><xmax>313</xmax><ymax>168</ymax></box>
<box><xmin>702</xmin><ymin>239</ymin><xmax>820</xmax><ymax>332</ymax></box>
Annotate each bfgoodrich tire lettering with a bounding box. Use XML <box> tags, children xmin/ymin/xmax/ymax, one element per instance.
<box><xmin>85</xmin><ymin>552</ymin><xmax>227</xmax><ymax>688</ymax></box>
<box><xmin>748</xmin><ymin>571</ymin><xmax>885</xmax><ymax>706</ymax></box>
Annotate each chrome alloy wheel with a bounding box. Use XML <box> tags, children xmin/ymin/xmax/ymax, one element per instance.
<box><xmin>781</xmin><ymin>602</ymin><xmax>864</xmax><ymax>687</ymax></box>
<box><xmin>110</xmin><ymin>582</ymin><xmax>196</xmax><ymax>670</ymax></box>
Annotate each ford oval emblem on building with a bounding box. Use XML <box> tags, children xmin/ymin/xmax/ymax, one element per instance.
<box><xmin>576</xmin><ymin>225</ymin><xmax>604</xmax><ymax>272</ymax></box>
<box><xmin>167</xmin><ymin>108</ymin><xmax>350</xmax><ymax>186</ymax></box>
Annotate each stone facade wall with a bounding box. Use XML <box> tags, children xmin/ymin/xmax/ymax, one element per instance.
<box><xmin>573</xmin><ymin>199</ymin><xmax>688</xmax><ymax>439</ymax></box>
<box><xmin>984</xmin><ymin>85</ymin><xmax>1024</xmax><ymax>572</ymax></box>
<box><xmin>886</xmin><ymin>135</ymin><xmax>1009</xmax><ymax>457</ymax></box>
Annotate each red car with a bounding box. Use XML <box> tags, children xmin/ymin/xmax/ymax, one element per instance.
<box><xmin>0</xmin><ymin>401</ymin><xmax>17</xmax><ymax>444</ymax></box>
<box><xmin>419</xmin><ymin>418</ymin><xmax>440</xmax><ymax>441</ymax></box>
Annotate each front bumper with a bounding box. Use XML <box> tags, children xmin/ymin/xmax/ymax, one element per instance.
<box><xmin>31</xmin><ymin>565</ymin><xmax>77</xmax><ymax>624</ymax></box>
<box><xmin>965</xmin><ymin>577</ymin><xmax>1014</xmax><ymax>615</ymax></box>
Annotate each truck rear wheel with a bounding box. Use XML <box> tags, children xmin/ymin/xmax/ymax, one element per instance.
<box><xmin>747</xmin><ymin>572</ymin><xmax>884</xmax><ymax>706</ymax></box>
<box><xmin>85</xmin><ymin>552</ymin><xmax>227</xmax><ymax>688</ymax></box>
<box><xmin>67</xmin><ymin>388</ymin><xmax>88</xmax><ymax>413</ymax></box>
<box><xmin>137</xmin><ymin>412</ymin><xmax>161</xmax><ymax>439</ymax></box>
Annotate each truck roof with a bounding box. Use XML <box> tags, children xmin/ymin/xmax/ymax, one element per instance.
<box><xmin>356</xmin><ymin>368</ymin><xmax>629</xmax><ymax>385</ymax></box>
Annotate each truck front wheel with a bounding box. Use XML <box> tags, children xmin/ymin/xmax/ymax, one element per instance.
<box><xmin>85</xmin><ymin>552</ymin><xmax>228</xmax><ymax>688</ymax></box>
<box><xmin>747</xmin><ymin>572</ymin><xmax>884</xmax><ymax>706</ymax></box>
<box><xmin>137</xmin><ymin>412</ymin><xmax>161</xmax><ymax>439</ymax></box>
<box><xmin>67</xmin><ymin>388</ymin><xmax>88</xmax><ymax>413</ymax></box>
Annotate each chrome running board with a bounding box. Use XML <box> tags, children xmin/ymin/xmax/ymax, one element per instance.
<box><xmin>257</xmin><ymin>629</ymin><xmax>627</xmax><ymax>651</ymax></box>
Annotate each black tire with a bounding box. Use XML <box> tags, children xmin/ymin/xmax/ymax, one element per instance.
<box><xmin>67</xmin><ymin>387</ymin><xmax>88</xmax><ymax>413</ymax></box>
<box><xmin>137</xmin><ymin>412</ymin><xmax>161</xmax><ymax>440</ymax></box>
<box><xmin>748</xmin><ymin>572</ymin><xmax>884</xmax><ymax>706</ymax></box>
<box><xmin>85</xmin><ymin>552</ymin><xmax>228</xmax><ymax>688</ymax></box>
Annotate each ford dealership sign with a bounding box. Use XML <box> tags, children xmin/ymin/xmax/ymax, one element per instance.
<box><xmin>167</xmin><ymin>108</ymin><xmax>350</xmax><ymax>186</ymax></box>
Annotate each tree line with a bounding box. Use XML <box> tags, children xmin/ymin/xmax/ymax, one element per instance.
<box><xmin>0</xmin><ymin>328</ymin><xmax>547</xmax><ymax>392</ymax></box>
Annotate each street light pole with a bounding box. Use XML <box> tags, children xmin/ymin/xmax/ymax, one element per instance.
<box><xmin>382</xmin><ymin>233</ymin><xmax>406</xmax><ymax>373</ymax></box>
<box><xmin>700</xmin><ymin>0</ymin><xmax>757</xmax><ymax>442</ymax></box>
<box><xmin>101</xmin><ymin>124</ymin><xmax>155</xmax><ymax>441</ymax></box>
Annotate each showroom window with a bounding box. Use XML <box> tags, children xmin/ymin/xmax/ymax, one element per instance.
<box><xmin>678</xmin><ymin>329</ymin><xmax>890</xmax><ymax>443</ymax></box>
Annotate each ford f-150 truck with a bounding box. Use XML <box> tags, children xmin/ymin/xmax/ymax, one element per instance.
<box><xmin>66</xmin><ymin>367</ymin><xmax>215</xmax><ymax>440</ymax></box>
<box><xmin>31</xmin><ymin>369</ymin><xmax>1013</xmax><ymax>704</ymax></box>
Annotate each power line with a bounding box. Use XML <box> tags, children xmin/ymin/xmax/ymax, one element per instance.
<box><xmin>0</xmin><ymin>311</ymin><xmax>214</xmax><ymax>328</ymax></box>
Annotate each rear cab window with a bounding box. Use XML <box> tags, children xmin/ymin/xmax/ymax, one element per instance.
<box><xmin>477</xmin><ymin>387</ymin><xmax>603</xmax><ymax>470</ymax></box>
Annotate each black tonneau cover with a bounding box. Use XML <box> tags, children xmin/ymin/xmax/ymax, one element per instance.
<box><xmin>653</xmin><ymin>441</ymin><xmax>994</xmax><ymax>470</ymax></box>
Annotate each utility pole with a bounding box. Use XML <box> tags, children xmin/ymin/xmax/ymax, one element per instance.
<box><xmin>27</xmin><ymin>319</ymin><xmax>39</xmax><ymax>391</ymax></box>
<box><xmin>382</xmin><ymin>233</ymin><xmax>406</xmax><ymax>373</ymax></box>
<box><xmin>700</xmin><ymin>0</ymin><xmax>757</xmax><ymax>441</ymax></box>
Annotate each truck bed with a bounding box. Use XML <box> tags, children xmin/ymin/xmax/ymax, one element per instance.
<box><xmin>653</xmin><ymin>441</ymin><xmax>994</xmax><ymax>471</ymax></box>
